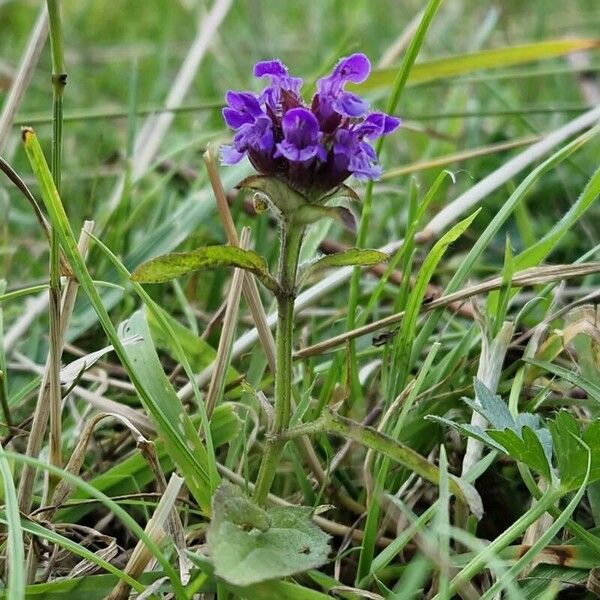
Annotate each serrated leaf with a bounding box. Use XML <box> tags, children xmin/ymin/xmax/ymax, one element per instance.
<box><xmin>472</xmin><ymin>379</ymin><xmax>515</xmax><ymax>430</ymax></box>
<box><xmin>310</xmin><ymin>249</ymin><xmax>388</xmax><ymax>273</ymax></box>
<box><xmin>549</xmin><ymin>411</ymin><xmax>600</xmax><ymax>490</ymax></box>
<box><xmin>131</xmin><ymin>245</ymin><xmax>271</xmax><ymax>286</ymax></box>
<box><xmin>426</xmin><ymin>415</ymin><xmax>506</xmax><ymax>453</ymax></box>
<box><xmin>488</xmin><ymin>427</ymin><xmax>552</xmax><ymax>481</ymax></box>
<box><xmin>207</xmin><ymin>482</ymin><xmax>330</xmax><ymax>586</ymax></box>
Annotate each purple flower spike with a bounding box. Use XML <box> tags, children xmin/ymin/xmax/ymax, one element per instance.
<box><xmin>221</xmin><ymin>55</ymin><xmax>401</xmax><ymax>194</ymax></box>
<box><xmin>276</xmin><ymin>107</ymin><xmax>325</xmax><ymax>163</ymax></box>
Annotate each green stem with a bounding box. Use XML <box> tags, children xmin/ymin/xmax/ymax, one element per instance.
<box><xmin>281</xmin><ymin>409</ymin><xmax>481</xmax><ymax>515</ymax></box>
<box><xmin>47</xmin><ymin>0</ymin><xmax>67</xmax><ymax>477</ymax></box>
<box><xmin>253</xmin><ymin>223</ymin><xmax>303</xmax><ymax>506</ymax></box>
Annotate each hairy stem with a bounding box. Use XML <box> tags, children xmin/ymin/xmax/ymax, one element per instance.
<box><xmin>253</xmin><ymin>224</ymin><xmax>303</xmax><ymax>506</ymax></box>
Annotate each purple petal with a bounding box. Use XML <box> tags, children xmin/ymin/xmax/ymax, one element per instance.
<box><xmin>220</xmin><ymin>144</ymin><xmax>245</xmax><ymax>165</ymax></box>
<box><xmin>276</xmin><ymin>140</ymin><xmax>320</xmax><ymax>162</ymax></box>
<box><xmin>334</xmin><ymin>92</ymin><xmax>370</xmax><ymax>117</ymax></box>
<box><xmin>254</xmin><ymin>59</ymin><xmax>288</xmax><ymax>79</ymax></box>
<box><xmin>356</xmin><ymin>112</ymin><xmax>401</xmax><ymax>138</ymax></box>
<box><xmin>281</xmin><ymin>107</ymin><xmax>321</xmax><ymax>147</ymax></box>
<box><xmin>331</xmin><ymin>53</ymin><xmax>371</xmax><ymax>84</ymax></box>
<box><xmin>223</xmin><ymin>91</ymin><xmax>264</xmax><ymax>129</ymax></box>
<box><xmin>222</xmin><ymin>107</ymin><xmax>252</xmax><ymax>129</ymax></box>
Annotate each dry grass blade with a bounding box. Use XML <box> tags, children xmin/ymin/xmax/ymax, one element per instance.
<box><xmin>18</xmin><ymin>221</ymin><xmax>94</xmax><ymax>514</ymax></box>
<box><xmin>294</xmin><ymin>262</ymin><xmax>600</xmax><ymax>359</ymax></box>
<box><xmin>43</xmin><ymin>412</ymin><xmax>147</xmax><ymax>520</ymax></box>
<box><xmin>204</xmin><ymin>227</ymin><xmax>249</xmax><ymax>419</ymax></box>
<box><xmin>381</xmin><ymin>135</ymin><xmax>541</xmax><ymax>179</ymax></box>
<box><xmin>107</xmin><ymin>473</ymin><xmax>184</xmax><ymax>600</ymax></box>
<box><xmin>0</xmin><ymin>5</ymin><xmax>48</xmax><ymax>152</ymax></box>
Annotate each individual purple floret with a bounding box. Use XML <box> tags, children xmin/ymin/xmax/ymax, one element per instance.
<box><xmin>221</xmin><ymin>53</ymin><xmax>400</xmax><ymax>196</ymax></box>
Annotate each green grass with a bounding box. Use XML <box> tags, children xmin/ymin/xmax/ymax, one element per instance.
<box><xmin>1</xmin><ymin>0</ymin><xmax>600</xmax><ymax>598</ymax></box>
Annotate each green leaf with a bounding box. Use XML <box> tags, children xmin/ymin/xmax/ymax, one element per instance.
<box><xmin>549</xmin><ymin>411</ymin><xmax>600</xmax><ymax>491</ymax></box>
<box><xmin>186</xmin><ymin>551</ymin><xmax>332</xmax><ymax>599</ymax></box>
<box><xmin>207</xmin><ymin>482</ymin><xmax>331</xmax><ymax>586</ymax></box>
<box><xmin>310</xmin><ymin>249</ymin><xmax>387</xmax><ymax>273</ymax></box>
<box><xmin>131</xmin><ymin>245</ymin><xmax>274</xmax><ymax>288</ymax></box>
<box><xmin>0</xmin><ymin>443</ymin><xmax>24</xmax><ymax>600</ymax></box>
<box><xmin>525</xmin><ymin>359</ymin><xmax>600</xmax><ymax>403</ymax></box>
<box><xmin>488</xmin><ymin>427</ymin><xmax>552</xmax><ymax>481</ymax></box>
<box><xmin>236</xmin><ymin>175</ymin><xmax>308</xmax><ymax>216</ymax></box>
<box><xmin>295</xmin><ymin>203</ymin><xmax>357</xmax><ymax>232</ymax></box>
<box><xmin>432</xmin><ymin>380</ymin><xmax>553</xmax><ymax>481</ymax></box>
<box><xmin>118</xmin><ymin>309</ymin><xmax>215</xmax><ymax>512</ymax></box>
<box><xmin>357</xmin><ymin>38</ymin><xmax>600</xmax><ymax>90</ymax></box>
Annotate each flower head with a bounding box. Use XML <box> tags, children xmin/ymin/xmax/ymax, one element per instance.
<box><xmin>221</xmin><ymin>54</ymin><xmax>400</xmax><ymax>196</ymax></box>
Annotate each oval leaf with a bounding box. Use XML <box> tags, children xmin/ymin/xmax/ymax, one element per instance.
<box><xmin>311</xmin><ymin>248</ymin><xmax>388</xmax><ymax>273</ymax></box>
<box><xmin>131</xmin><ymin>245</ymin><xmax>269</xmax><ymax>284</ymax></box>
<box><xmin>207</xmin><ymin>482</ymin><xmax>331</xmax><ymax>586</ymax></box>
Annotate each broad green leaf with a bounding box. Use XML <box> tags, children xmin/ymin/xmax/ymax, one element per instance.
<box><xmin>186</xmin><ymin>551</ymin><xmax>332</xmax><ymax>599</ymax></box>
<box><xmin>131</xmin><ymin>245</ymin><xmax>272</xmax><ymax>286</ymax></box>
<box><xmin>118</xmin><ymin>309</ymin><xmax>214</xmax><ymax>511</ymax></box>
<box><xmin>488</xmin><ymin>427</ymin><xmax>552</xmax><ymax>481</ymax></box>
<box><xmin>206</xmin><ymin>482</ymin><xmax>331</xmax><ymax>586</ymax></box>
<box><xmin>357</xmin><ymin>38</ymin><xmax>600</xmax><ymax>90</ymax></box>
<box><xmin>236</xmin><ymin>175</ymin><xmax>308</xmax><ymax>216</ymax></box>
<box><xmin>310</xmin><ymin>249</ymin><xmax>387</xmax><ymax>273</ymax></box>
<box><xmin>295</xmin><ymin>203</ymin><xmax>357</xmax><ymax>232</ymax></box>
<box><xmin>549</xmin><ymin>411</ymin><xmax>600</xmax><ymax>490</ymax></box>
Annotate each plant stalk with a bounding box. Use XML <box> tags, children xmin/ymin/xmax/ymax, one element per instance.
<box><xmin>46</xmin><ymin>0</ymin><xmax>67</xmax><ymax>478</ymax></box>
<box><xmin>253</xmin><ymin>223</ymin><xmax>303</xmax><ymax>506</ymax></box>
